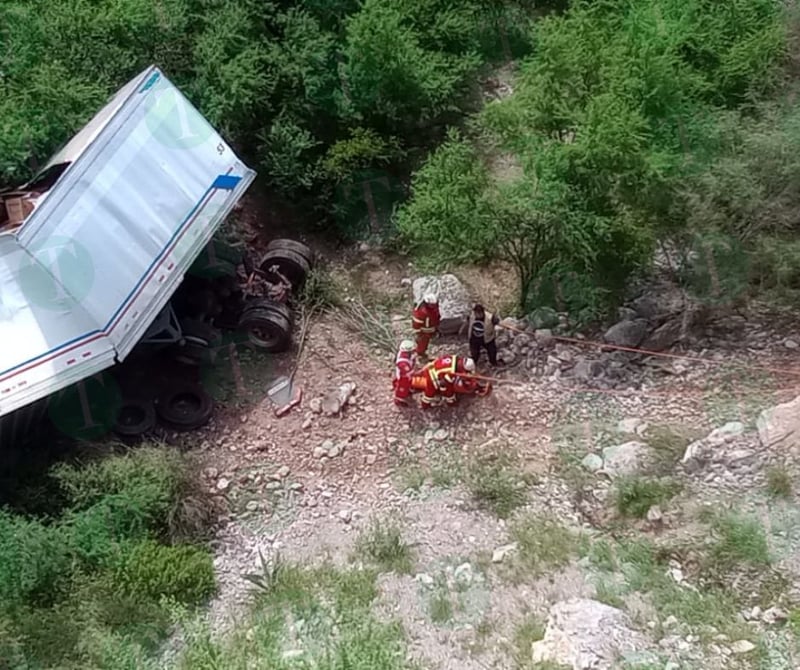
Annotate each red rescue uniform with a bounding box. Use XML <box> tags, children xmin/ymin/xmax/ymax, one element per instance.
<box><xmin>411</xmin><ymin>302</ymin><xmax>440</xmax><ymax>356</ymax></box>
<box><xmin>420</xmin><ymin>355</ymin><xmax>462</xmax><ymax>408</ymax></box>
<box><xmin>393</xmin><ymin>349</ymin><xmax>415</xmax><ymax>406</ymax></box>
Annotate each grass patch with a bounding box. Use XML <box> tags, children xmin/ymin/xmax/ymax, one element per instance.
<box><xmin>355</xmin><ymin>520</ymin><xmax>415</xmax><ymax>574</ymax></box>
<box><xmin>180</xmin><ymin>559</ymin><xmax>410</xmax><ymax>670</ymax></box>
<box><xmin>710</xmin><ymin>512</ymin><xmax>771</xmax><ymax>569</ymax></box>
<box><xmin>643</xmin><ymin>424</ymin><xmax>699</xmax><ymax>474</ymax></box>
<box><xmin>766</xmin><ymin>466</ymin><xmax>793</xmax><ymax>499</ymax></box>
<box><xmin>614</xmin><ymin>477</ymin><xmax>682</xmax><ymax>518</ymax></box>
<box><xmin>429</xmin><ymin>576</ymin><xmax>454</xmax><ymax>624</ymax></box>
<box><xmin>511</xmin><ymin>613</ymin><xmax>545</xmax><ymax>668</ymax></box>
<box><xmin>466</xmin><ymin>451</ymin><xmax>530</xmax><ymax>519</ymax></box>
<box><xmin>508</xmin><ymin>515</ymin><xmax>578</xmax><ymax>579</ymax></box>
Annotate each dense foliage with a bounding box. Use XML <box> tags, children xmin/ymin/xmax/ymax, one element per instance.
<box><xmin>0</xmin><ymin>447</ymin><xmax>216</xmax><ymax>669</ymax></box>
<box><xmin>0</xmin><ymin>0</ymin><xmax>532</xmax><ymax>235</ymax></box>
<box><xmin>2</xmin><ymin>0</ymin><xmax>798</xmax><ymax>314</ymax></box>
<box><xmin>397</xmin><ymin>0</ymin><xmax>797</xmax><ymax>317</ymax></box>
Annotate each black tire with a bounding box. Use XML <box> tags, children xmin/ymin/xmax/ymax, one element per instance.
<box><xmin>259</xmin><ymin>249</ymin><xmax>311</xmax><ymax>290</ymax></box>
<box><xmin>266</xmin><ymin>239</ymin><xmax>314</xmax><ymax>265</ymax></box>
<box><xmin>173</xmin><ymin>320</ymin><xmax>221</xmax><ymax>366</ymax></box>
<box><xmin>113</xmin><ymin>398</ymin><xmax>156</xmax><ymax>438</ymax></box>
<box><xmin>156</xmin><ymin>385</ymin><xmax>213</xmax><ymax>431</ymax></box>
<box><xmin>238</xmin><ymin>301</ymin><xmax>292</xmax><ymax>352</ymax></box>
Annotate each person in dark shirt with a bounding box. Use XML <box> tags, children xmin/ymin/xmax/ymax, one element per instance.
<box><xmin>460</xmin><ymin>303</ymin><xmax>501</xmax><ymax>366</ymax></box>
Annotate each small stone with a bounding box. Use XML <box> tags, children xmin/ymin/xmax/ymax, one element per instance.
<box><xmin>762</xmin><ymin>606</ymin><xmax>788</xmax><ymax>624</ymax></box>
<box><xmin>749</xmin><ymin>606</ymin><xmax>762</xmax><ymax>620</ymax></box>
<box><xmin>668</xmin><ymin>567</ymin><xmax>684</xmax><ymax>583</ymax></box>
<box><xmin>338</xmin><ymin>509</ymin><xmax>352</xmax><ymax>523</ymax></box>
<box><xmin>664</xmin><ymin>615</ymin><xmax>679</xmax><ymax>628</ymax></box>
<box><xmin>302</xmin><ymin>416</ymin><xmax>313</xmax><ymax>430</ymax></box>
<box><xmin>313</xmin><ymin>446</ymin><xmax>327</xmax><ymax>459</ymax></box>
<box><xmin>216</xmin><ymin>478</ymin><xmax>231</xmax><ymax>492</ymax></box>
<box><xmin>730</xmin><ymin>640</ymin><xmax>756</xmax><ymax>654</ymax></box>
<box><xmin>726</xmin><ymin>449</ymin><xmax>755</xmax><ymax>467</ymax></box>
<box><xmin>277</xmin><ymin>465</ymin><xmax>291</xmax><ymax>479</ymax></box>
<box><xmin>205</xmin><ymin>467</ymin><xmax>219</xmax><ymax>479</ymax></box>
<box><xmin>616</xmin><ymin>417</ymin><xmax>646</xmax><ymax>435</ymax></box>
<box><xmin>245</xmin><ymin>500</ymin><xmax>260</xmax><ymax>512</ymax></box>
<box><xmin>415</xmin><ymin>573</ymin><xmax>434</xmax><ymax>586</ymax></box>
<box><xmin>432</xmin><ymin>428</ymin><xmax>449</xmax><ymax>441</ymax></box>
<box><xmin>366</xmin><ymin>454</ymin><xmax>377</xmax><ymax>465</ymax></box>
<box><xmin>328</xmin><ymin>443</ymin><xmax>342</xmax><ymax>458</ymax></box>
<box><xmin>646</xmin><ymin>505</ymin><xmax>663</xmax><ymax>523</ymax></box>
<box><xmin>265</xmin><ymin>481</ymin><xmax>282</xmax><ymax>491</ymax></box>
<box><xmin>283</xmin><ymin>649</ymin><xmax>304</xmax><ymax>660</ymax></box>
<box><xmin>784</xmin><ymin>338</ymin><xmax>799</xmax><ymax>350</ymax></box>
<box><xmin>309</xmin><ymin>398</ymin><xmax>323</xmax><ymax>413</ymax></box>
<box><xmin>581</xmin><ymin>453</ymin><xmax>604</xmax><ymax>472</ymax></box>
<box><xmin>491</xmin><ymin>543</ymin><xmax>518</xmax><ymax>563</ymax></box>
<box><xmin>454</xmin><ymin>563</ymin><xmax>473</xmax><ymax>586</ymax></box>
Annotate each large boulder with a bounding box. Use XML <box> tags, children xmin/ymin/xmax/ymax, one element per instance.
<box><xmin>531</xmin><ymin>599</ymin><xmax>650</xmax><ymax>669</ymax></box>
<box><xmin>412</xmin><ymin>274</ymin><xmax>471</xmax><ymax>335</ymax></box>
<box><xmin>601</xmin><ymin>441</ymin><xmax>650</xmax><ymax>478</ymax></box>
<box><xmin>757</xmin><ymin>395</ymin><xmax>800</xmax><ymax>450</ymax></box>
<box><xmin>603</xmin><ymin>318</ymin><xmax>649</xmax><ymax>348</ymax></box>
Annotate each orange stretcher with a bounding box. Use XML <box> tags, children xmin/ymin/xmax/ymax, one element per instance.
<box><xmin>409</xmin><ymin>373</ymin><xmax>492</xmax><ymax>397</ymax></box>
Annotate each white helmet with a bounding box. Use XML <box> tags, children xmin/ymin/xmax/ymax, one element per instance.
<box><xmin>463</xmin><ymin>357</ymin><xmax>475</xmax><ymax>373</ymax></box>
<box><xmin>399</xmin><ymin>339</ymin><xmax>415</xmax><ymax>353</ymax></box>
<box><xmin>423</xmin><ymin>292</ymin><xmax>438</xmax><ymax>304</ymax></box>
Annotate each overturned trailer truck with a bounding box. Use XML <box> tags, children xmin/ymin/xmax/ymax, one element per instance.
<box><xmin>0</xmin><ymin>66</ymin><xmax>311</xmax><ymax>449</ymax></box>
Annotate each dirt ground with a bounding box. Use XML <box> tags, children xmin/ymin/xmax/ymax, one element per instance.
<box><xmin>164</xmin><ymin>224</ymin><xmax>800</xmax><ymax>668</ymax></box>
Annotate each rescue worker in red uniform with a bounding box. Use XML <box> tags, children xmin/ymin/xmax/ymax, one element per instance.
<box><xmin>393</xmin><ymin>339</ymin><xmax>417</xmax><ymax>406</ymax></box>
<box><xmin>411</xmin><ymin>293</ymin><xmax>440</xmax><ymax>358</ymax></box>
<box><xmin>420</xmin><ymin>355</ymin><xmax>475</xmax><ymax>409</ymax></box>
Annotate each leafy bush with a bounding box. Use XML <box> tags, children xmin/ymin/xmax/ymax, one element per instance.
<box><xmin>395</xmin><ymin>130</ymin><xmax>494</xmax><ymax>265</ymax></box>
<box><xmin>710</xmin><ymin>513</ymin><xmax>771</xmax><ymax>568</ymax></box>
<box><xmin>113</xmin><ymin>540</ymin><xmax>216</xmax><ymax>605</ymax></box>
<box><xmin>466</xmin><ymin>452</ymin><xmax>529</xmax><ymax>519</ymax></box>
<box><xmin>355</xmin><ymin>521</ymin><xmax>415</xmax><ymax>574</ymax></box>
<box><xmin>614</xmin><ymin>477</ymin><xmax>682</xmax><ymax>518</ymax></box>
<box><xmin>0</xmin><ymin>511</ymin><xmax>71</xmax><ymax>609</ymax></box>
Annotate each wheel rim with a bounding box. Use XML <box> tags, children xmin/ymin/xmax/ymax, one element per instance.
<box><xmin>247</xmin><ymin>324</ymin><xmax>280</xmax><ymax>348</ymax></box>
<box><xmin>169</xmin><ymin>392</ymin><xmax>203</xmax><ymax>418</ymax></box>
<box><xmin>118</xmin><ymin>405</ymin><xmax>146</xmax><ymax>428</ymax></box>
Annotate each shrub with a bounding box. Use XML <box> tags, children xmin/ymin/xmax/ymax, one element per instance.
<box><xmin>395</xmin><ymin>129</ymin><xmax>495</xmax><ymax>266</ymax></box>
<box><xmin>466</xmin><ymin>453</ymin><xmax>528</xmax><ymax>519</ymax></box>
<box><xmin>0</xmin><ymin>511</ymin><xmax>71</xmax><ymax>609</ymax></box>
<box><xmin>113</xmin><ymin>540</ymin><xmax>216</xmax><ymax>605</ymax></box>
<box><xmin>509</xmin><ymin>514</ymin><xmax>577</xmax><ymax>577</ymax></box>
<box><xmin>766</xmin><ymin>465</ymin><xmax>793</xmax><ymax>499</ymax></box>
<box><xmin>614</xmin><ymin>477</ymin><xmax>682</xmax><ymax>519</ymax></box>
<box><xmin>355</xmin><ymin>521</ymin><xmax>414</xmax><ymax>574</ymax></box>
<box><xmin>710</xmin><ymin>513</ymin><xmax>771</xmax><ymax>569</ymax></box>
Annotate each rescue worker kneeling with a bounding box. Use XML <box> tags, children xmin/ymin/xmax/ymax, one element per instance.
<box><xmin>393</xmin><ymin>339</ymin><xmax>417</xmax><ymax>407</ymax></box>
<box><xmin>420</xmin><ymin>355</ymin><xmax>475</xmax><ymax>409</ymax></box>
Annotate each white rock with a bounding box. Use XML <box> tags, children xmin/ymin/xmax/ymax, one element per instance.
<box><xmin>663</xmin><ymin>615</ymin><xmax>679</xmax><ymax>628</ymax></box>
<box><xmin>730</xmin><ymin>640</ymin><xmax>756</xmax><ymax>654</ymax></box>
<box><xmin>646</xmin><ymin>505</ymin><xmax>663</xmax><ymax>523</ymax></box>
<box><xmin>762</xmin><ymin>606</ymin><xmax>788</xmax><ymax>624</ymax></box>
<box><xmin>309</xmin><ymin>397</ymin><xmax>323</xmax><ymax>414</ymax></box>
<box><xmin>531</xmin><ymin>599</ymin><xmax>650</xmax><ymax>669</ymax></box>
<box><xmin>757</xmin><ymin>395</ymin><xmax>800</xmax><ymax>449</ymax></box>
<box><xmin>601</xmin><ymin>441</ymin><xmax>650</xmax><ymax>478</ymax></box>
<box><xmin>216</xmin><ymin>477</ymin><xmax>231</xmax><ymax>492</ymax></box>
<box><xmin>338</xmin><ymin>510</ymin><xmax>352</xmax><ymax>523</ymax></box>
<box><xmin>328</xmin><ymin>443</ymin><xmax>342</xmax><ymax>458</ymax></box>
<box><xmin>432</xmin><ymin>428</ymin><xmax>449</xmax><ymax>441</ymax></box>
<box><xmin>706</xmin><ymin>421</ymin><xmax>745</xmax><ymax>446</ymax></box>
<box><xmin>454</xmin><ymin>563</ymin><xmax>473</xmax><ymax>586</ymax></box>
<box><xmin>581</xmin><ymin>453</ymin><xmax>604</xmax><ymax>472</ymax></box>
<box><xmin>617</xmin><ymin>417</ymin><xmax>647</xmax><ymax>434</ymax></box>
<box><xmin>313</xmin><ymin>446</ymin><xmax>327</xmax><ymax>459</ymax></box>
<box><xmin>491</xmin><ymin>543</ymin><xmax>518</xmax><ymax>563</ymax></box>
<box><xmin>415</xmin><ymin>573</ymin><xmax>434</xmax><ymax>586</ymax></box>
<box><xmin>276</xmin><ymin>465</ymin><xmax>291</xmax><ymax>479</ymax></box>
<box><xmin>784</xmin><ymin>338</ymin><xmax>798</xmax><ymax>350</ymax></box>
<box><xmin>283</xmin><ymin>649</ymin><xmax>305</xmax><ymax>660</ymax></box>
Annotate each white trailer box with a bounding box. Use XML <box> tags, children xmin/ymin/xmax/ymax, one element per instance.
<box><xmin>0</xmin><ymin>65</ymin><xmax>255</xmax><ymax>419</ymax></box>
